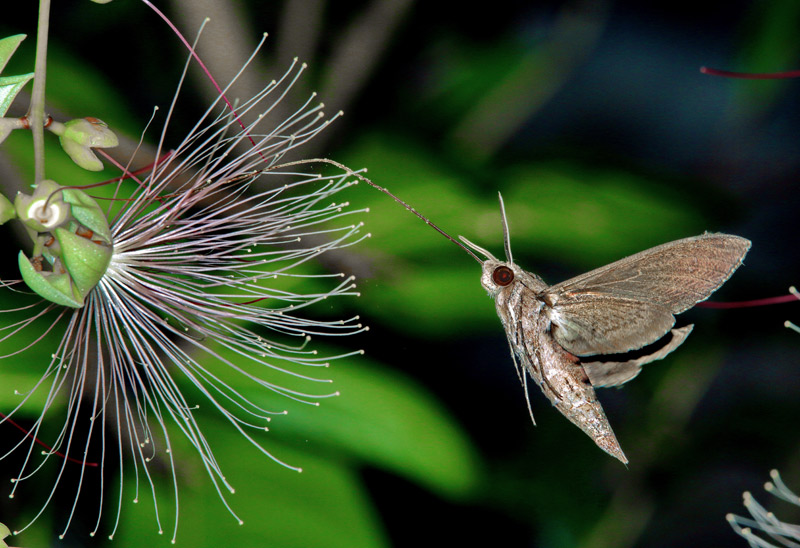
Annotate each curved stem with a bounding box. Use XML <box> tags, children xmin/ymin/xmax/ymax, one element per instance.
<box><xmin>30</xmin><ymin>0</ymin><xmax>51</xmax><ymax>184</ymax></box>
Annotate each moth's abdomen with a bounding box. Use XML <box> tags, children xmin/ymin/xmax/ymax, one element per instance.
<box><xmin>518</xmin><ymin>293</ymin><xmax>628</xmax><ymax>464</ymax></box>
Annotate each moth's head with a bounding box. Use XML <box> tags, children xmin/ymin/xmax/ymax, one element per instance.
<box><xmin>458</xmin><ymin>192</ymin><xmax>519</xmax><ymax>296</ymax></box>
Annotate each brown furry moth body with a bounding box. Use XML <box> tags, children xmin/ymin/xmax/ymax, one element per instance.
<box><xmin>348</xmin><ymin>166</ymin><xmax>751</xmax><ymax>463</ymax></box>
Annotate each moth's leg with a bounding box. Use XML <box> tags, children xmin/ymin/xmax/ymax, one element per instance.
<box><xmin>538</xmin><ymin>364</ymin><xmax>562</xmax><ymax>401</ymax></box>
<box><xmin>519</xmin><ymin>354</ymin><xmax>537</xmax><ymax>426</ymax></box>
<box><xmin>505</xmin><ymin>335</ymin><xmax>536</xmax><ymax>425</ymax></box>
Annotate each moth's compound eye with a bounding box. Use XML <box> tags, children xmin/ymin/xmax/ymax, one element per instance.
<box><xmin>492</xmin><ymin>265</ymin><xmax>514</xmax><ymax>286</ymax></box>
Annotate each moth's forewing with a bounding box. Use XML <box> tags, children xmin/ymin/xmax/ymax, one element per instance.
<box><xmin>542</xmin><ymin>233</ymin><xmax>750</xmax><ymax>357</ymax></box>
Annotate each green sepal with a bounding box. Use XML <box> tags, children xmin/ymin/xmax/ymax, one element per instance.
<box><xmin>62</xmin><ymin>188</ymin><xmax>112</xmax><ymax>243</ymax></box>
<box><xmin>18</xmin><ymin>251</ymin><xmax>84</xmax><ymax>308</ymax></box>
<box><xmin>55</xmin><ymin>227</ymin><xmax>112</xmax><ymax>295</ymax></box>
<box><xmin>0</xmin><ymin>192</ymin><xmax>15</xmax><ymax>224</ymax></box>
<box><xmin>0</xmin><ymin>521</ymin><xmax>9</xmax><ymax>548</ymax></box>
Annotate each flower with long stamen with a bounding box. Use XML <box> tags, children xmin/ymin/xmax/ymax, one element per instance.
<box><xmin>727</xmin><ymin>469</ymin><xmax>800</xmax><ymax>547</ymax></box>
<box><xmin>0</xmin><ymin>34</ymin><xmax>368</xmax><ymax>542</ymax></box>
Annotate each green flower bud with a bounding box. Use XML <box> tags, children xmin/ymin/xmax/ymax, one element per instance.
<box><xmin>58</xmin><ymin>117</ymin><xmax>118</xmax><ymax>172</ymax></box>
<box><xmin>61</xmin><ymin>117</ymin><xmax>118</xmax><ymax>148</ymax></box>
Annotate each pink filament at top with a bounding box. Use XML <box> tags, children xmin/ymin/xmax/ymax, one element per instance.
<box><xmin>140</xmin><ymin>0</ymin><xmax>264</xmax><ymax>160</ymax></box>
<box><xmin>700</xmin><ymin>66</ymin><xmax>800</xmax><ymax>79</ymax></box>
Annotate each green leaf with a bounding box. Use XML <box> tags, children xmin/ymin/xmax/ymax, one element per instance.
<box><xmin>186</xmin><ymin>337</ymin><xmax>482</xmax><ymax>499</ymax></box>
<box><xmin>268</xmin><ymin>352</ymin><xmax>482</xmax><ymax>499</ymax></box>
<box><xmin>0</xmin><ymin>72</ymin><xmax>34</xmax><ymax>117</ymax></box>
<box><xmin>0</xmin><ymin>34</ymin><xmax>33</xmax><ymax>116</ymax></box>
<box><xmin>500</xmin><ymin>163</ymin><xmax>706</xmax><ymax>267</ymax></box>
<box><xmin>732</xmin><ymin>1</ymin><xmax>800</xmax><ymax>113</ymax></box>
<box><xmin>0</xmin><ymin>34</ymin><xmax>26</xmax><ymax>74</ymax></box>
<box><xmin>116</xmin><ymin>429</ymin><xmax>389</xmax><ymax>548</ymax></box>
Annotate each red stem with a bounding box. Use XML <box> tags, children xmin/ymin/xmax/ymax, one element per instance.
<box><xmin>700</xmin><ymin>66</ymin><xmax>800</xmax><ymax>79</ymax></box>
<box><xmin>697</xmin><ymin>293</ymin><xmax>800</xmax><ymax>309</ymax></box>
<box><xmin>0</xmin><ymin>412</ymin><xmax>98</xmax><ymax>467</ymax></box>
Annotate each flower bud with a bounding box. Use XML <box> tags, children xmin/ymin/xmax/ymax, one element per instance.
<box><xmin>58</xmin><ymin>117</ymin><xmax>118</xmax><ymax>171</ymax></box>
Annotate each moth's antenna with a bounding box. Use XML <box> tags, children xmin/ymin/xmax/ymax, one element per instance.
<box><xmin>270</xmin><ymin>157</ymin><xmax>483</xmax><ymax>264</ymax></box>
<box><xmin>498</xmin><ymin>193</ymin><xmax>513</xmax><ymax>264</ymax></box>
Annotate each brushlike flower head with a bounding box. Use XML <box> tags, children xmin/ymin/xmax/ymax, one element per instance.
<box><xmin>0</xmin><ymin>37</ymin><xmax>368</xmax><ymax>542</ymax></box>
<box><xmin>727</xmin><ymin>469</ymin><xmax>800</xmax><ymax>547</ymax></box>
